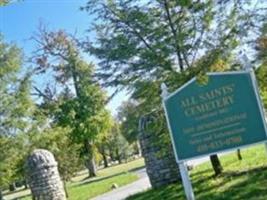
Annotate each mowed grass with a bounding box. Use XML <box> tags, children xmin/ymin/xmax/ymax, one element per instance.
<box><xmin>72</xmin><ymin>157</ymin><xmax>145</xmax><ymax>183</ymax></box>
<box><xmin>127</xmin><ymin>144</ymin><xmax>267</xmax><ymax>200</ymax></box>
<box><xmin>68</xmin><ymin>172</ymin><xmax>137</xmax><ymax>200</ymax></box>
<box><xmin>8</xmin><ymin>158</ymin><xmax>145</xmax><ymax>200</ymax></box>
<box><xmin>68</xmin><ymin>158</ymin><xmax>145</xmax><ymax>200</ymax></box>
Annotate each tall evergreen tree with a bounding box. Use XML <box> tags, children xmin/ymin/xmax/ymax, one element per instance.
<box><xmin>117</xmin><ymin>100</ymin><xmax>140</xmax><ymax>144</ymax></box>
<box><xmin>82</xmin><ymin>0</ymin><xmax>267</xmax><ymax>175</ymax></box>
<box><xmin>32</xmin><ymin>27</ymin><xmax>112</xmax><ymax>177</ymax></box>
<box><xmin>0</xmin><ymin>35</ymin><xmax>34</xmax><ymax>196</ymax></box>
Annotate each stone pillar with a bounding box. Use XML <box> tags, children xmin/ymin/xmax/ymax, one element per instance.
<box><xmin>25</xmin><ymin>149</ymin><xmax>66</xmax><ymax>200</ymax></box>
<box><xmin>139</xmin><ymin>114</ymin><xmax>181</xmax><ymax>188</ymax></box>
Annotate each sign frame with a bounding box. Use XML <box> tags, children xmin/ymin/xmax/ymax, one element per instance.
<box><xmin>162</xmin><ymin>70</ymin><xmax>267</xmax><ymax>163</ymax></box>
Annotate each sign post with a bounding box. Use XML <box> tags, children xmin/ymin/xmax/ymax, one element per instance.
<box><xmin>161</xmin><ymin>83</ymin><xmax>195</xmax><ymax>200</ymax></box>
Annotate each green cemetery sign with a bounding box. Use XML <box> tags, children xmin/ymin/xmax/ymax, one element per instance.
<box><xmin>163</xmin><ymin>71</ymin><xmax>267</xmax><ymax>161</ymax></box>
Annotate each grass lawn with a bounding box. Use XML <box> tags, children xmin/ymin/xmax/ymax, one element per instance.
<box><xmin>72</xmin><ymin>157</ymin><xmax>145</xmax><ymax>183</ymax></box>
<box><xmin>127</xmin><ymin>144</ymin><xmax>267</xmax><ymax>200</ymax></box>
<box><xmin>5</xmin><ymin>158</ymin><xmax>145</xmax><ymax>200</ymax></box>
<box><xmin>68</xmin><ymin>172</ymin><xmax>137</xmax><ymax>200</ymax></box>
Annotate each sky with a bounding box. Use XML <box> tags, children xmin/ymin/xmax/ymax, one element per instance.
<box><xmin>0</xmin><ymin>0</ymin><xmax>128</xmax><ymax>115</ymax></box>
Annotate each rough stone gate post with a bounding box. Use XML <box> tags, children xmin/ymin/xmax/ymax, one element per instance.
<box><xmin>25</xmin><ymin>149</ymin><xmax>66</xmax><ymax>200</ymax></box>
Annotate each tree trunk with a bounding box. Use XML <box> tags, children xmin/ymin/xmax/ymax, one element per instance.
<box><xmin>0</xmin><ymin>189</ymin><xmax>3</xmax><ymax>200</ymax></box>
<box><xmin>108</xmin><ymin>146</ymin><xmax>115</xmax><ymax>162</ymax></box>
<box><xmin>87</xmin><ymin>158</ymin><xmax>97</xmax><ymax>177</ymax></box>
<box><xmin>210</xmin><ymin>154</ymin><xmax>223</xmax><ymax>176</ymax></box>
<box><xmin>115</xmin><ymin>149</ymin><xmax>122</xmax><ymax>164</ymax></box>
<box><xmin>102</xmin><ymin>153</ymin><xmax>109</xmax><ymax>168</ymax></box>
<box><xmin>63</xmin><ymin>180</ymin><xmax>69</xmax><ymax>198</ymax></box>
<box><xmin>9</xmin><ymin>182</ymin><xmax>16</xmax><ymax>192</ymax></box>
<box><xmin>136</xmin><ymin>140</ymin><xmax>142</xmax><ymax>157</ymax></box>
<box><xmin>99</xmin><ymin>146</ymin><xmax>109</xmax><ymax>168</ymax></box>
<box><xmin>237</xmin><ymin>149</ymin><xmax>242</xmax><ymax>160</ymax></box>
<box><xmin>24</xmin><ymin>179</ymin><xmax>28</xmax><ymax>189</ymax></box>
<box><xmin>84</xmin><ymin>140</ymin><xmax>97</xmax><ymax>177</ymax></box>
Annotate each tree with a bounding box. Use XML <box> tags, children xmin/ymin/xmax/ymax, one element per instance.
<box><xmin>96</xmin><ymin>120</ymin><xmax>134</xmax><ymax>166</ymax></box>
<box><xmin>32</xmin><ymin>27</ymin><xmax>112</xmax><ymax>177</ymax></box>
<box><xmin>256</xmin><ymin>23</ymin><xmax>267</xmax><ymax>109</ymax></box>
<box><xmin>83</xmin><ymin>0</ymin><xmax>266</xmax><ymax>89</ymax></box>
<box><xmin>83</xmin><ymin>0</ymin><xmax>266</xmax><ymax>176</ymax></box>
<box><xmin>0</xmin><ymin>136</ymin><xmax>14</xmax><ymax>191</ymax></box>
<box><xmin>117</xmin><ymin>101</ymin><xmax>140</xmax><ymax>142</ymax></box>
<box><xmin>0</xmin><ymin>0</ymin><xmax>11</xmax><ymax>6</ymax></box>
<box><xmin>0</xmin><ymin>35</ymin><xmax>34</xmax><ymax>196</ymax></box>
<box><xmin>108</xmin><ymin>122</ymin><xmax>133</xmax><ymax>164</ymax></box>
<box><xmin>0</xmin><ymin>35</ymin><xmax>30</xmax><ymax>136</ymax></box>
<box><xmin>96</xmin><ymin>137</ymin><xmax>110</xmax><ymax>168</ymax></box>
<box><xmin>117</xmin><ymin>100</ymin><xmax>143</xmax><ymax>156</ymax></box>
<box><xmin>0</xmin><ymin>0</ymin><xmax>21</xmax><ymax>6</ymax></box>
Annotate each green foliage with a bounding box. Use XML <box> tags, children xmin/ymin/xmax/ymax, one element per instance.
<box><xmin>82</xmin><ymin>2</ymin><xmax>267</xmax><ymax>173</ymax></box>
<box><xmin>0</xmin><ymin>36</ymin><xmax>34</xmax><ymax>188</ymax></box>
<box><xmin>256</xmin><ymin>65</ymin><xmax>267</xmax><ymax>109</ymax></box>
<box><xmin>256</xmin><ymin>23</ymin><xmax>267</xmax><ymax>109</ymax></box>
<box><xmin>0</xmin><ymin>37</ymin><xmax>21</xmax><ymax>78</ymax></box>
<box><xmin>257</xmin><ymin>24</ymin><xmax>267</xmax><ymax>66</ymax></box>
<box><xmin>0</xmin><ymin>0</ymin><xmax>10</xmax><ymax>6</ymax></box>
<box><xmin>0</xmin><ymin>134</ymin><xmax>29</xmax><ymax>188</ymax></box>
<box><xmin>32</xmin><ymin>27</ymin><xmax>112</xmax><ymax>176</ymax></box>
<box><xmin>54</xmin><ymin>85</ymin><xmax>111</xmax><ymax>143</ymax></box>
<box><xmin>0</xmin><ymin>0</ymin><xmax>21</xmax><ymax>6</ymax></box>
<box><xmin>109</xmin><ymin>123</ymin><xmax>133</xmax><ymax>162</ymax></box>
<box><xmin>33</xmin><ymin>28</ymin><xmax>111</xmax><ymax>140</ymax></box>
<box><xmin>29</xmin><ymin>127</ymin><xmax>82</xmax><ymax>181</ymax></box>
<box><xmin>117</xmin><ymin>101</ymin><xmax>140</xmax><ymax>143</ymax></box>
<box><xmin>82</xmin><ymin>0</ymin><xmax>267</xmax><ymax>125</ymax></box>
<box><xmin>97</xmin><ymin>121</ymin><xmax>134</xmax><ymax>165</ymax></box>
<box><xmin>83</xmin><ymin>0</ymin><xmax>265</xmax><ymax>89</ymax></box>
<box><xmin>0</xmin><ymin>136</ymin><xmax>14</xmax><ymax>187</ymax></box>
<box><xmin>0</xmin><ymin>35</ymin><xmax>29</xmax><ymax>136</ymax></box>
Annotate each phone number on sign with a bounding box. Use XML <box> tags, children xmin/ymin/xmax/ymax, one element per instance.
<box><xmin>196</xmin><ymin>136</ymin><xmax>243</xmax><ymax>153</ymax></box>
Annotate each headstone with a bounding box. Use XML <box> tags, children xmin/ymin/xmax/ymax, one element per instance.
<box><xmin>25</xmin><ymin>149</ymin><xmax>66</xmax><ymax>200</ymax></box>
<box><xmin>139</xmin><ymin>113</ymin><xmax>181</xmax><ymax>188</ymax></box>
